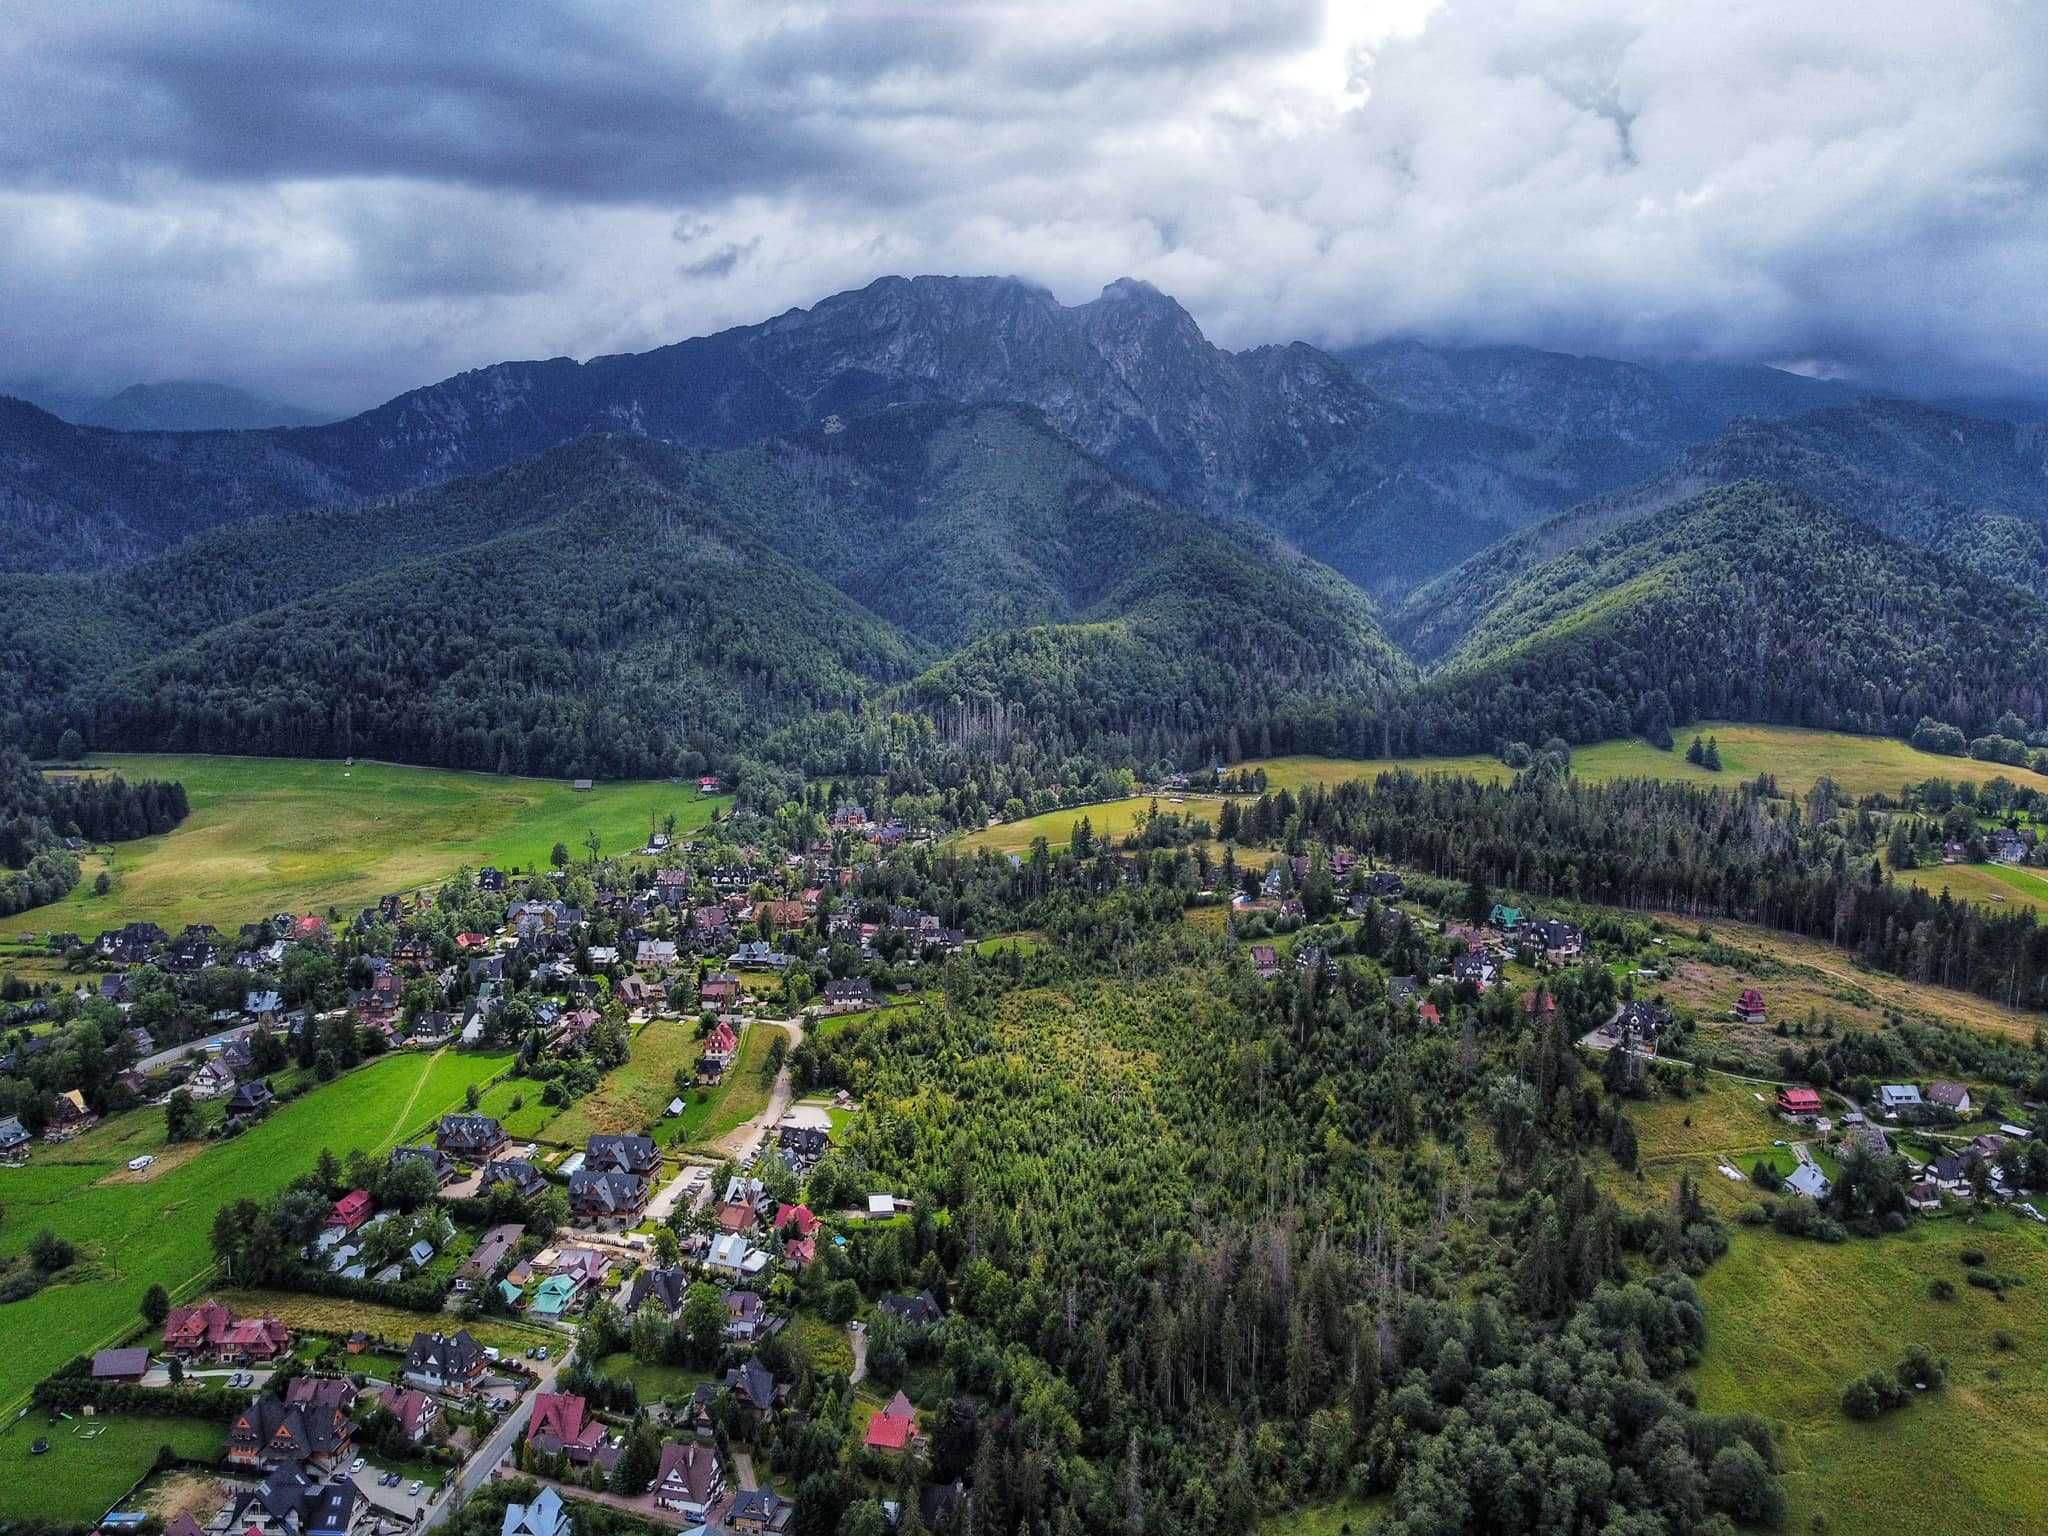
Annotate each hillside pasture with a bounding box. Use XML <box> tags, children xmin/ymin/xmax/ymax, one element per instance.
<box><xmin>1900</xmin><ymin>859</ymin><xmax>2048</xmax><ymax>918</ymax></box>
<box><xmin>1693</xmin><ymin>1220</ymin><xmax>2048</xmax><ymax>1536</ymax></box>
<box><xmin>0</xmin><ymin>1048</ymin><xmax>513</xmax><ymax>1417</ymax></box>
<box><xmin>3</xmin><ymin>753</ymin><xmax>727</xmax><ymax>938</ymax></box>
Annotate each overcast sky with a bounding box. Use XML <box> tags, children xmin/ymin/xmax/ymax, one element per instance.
<box><xmin>5</xmin><ymin>0</ymin><xmax>2046</xmax><ymax>414</ymax></box>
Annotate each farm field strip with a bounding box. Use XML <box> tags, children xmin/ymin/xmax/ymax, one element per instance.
<box><xmin>3</xmin><ymin>753</ymin><xmax>728</xmax><ymax>938</ymax></box>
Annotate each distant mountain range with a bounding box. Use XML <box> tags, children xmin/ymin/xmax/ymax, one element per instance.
<box><xmin>4</xmin><ymin>273</ymin><xmax>2047</xmax><ymax>774</ymax></box>
<box><xmin>6</xmin><ymin>378</ymin><xmax>328</xmax><ymax>432</ymax></box>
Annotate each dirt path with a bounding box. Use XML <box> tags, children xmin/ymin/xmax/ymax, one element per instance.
<box><xmin>710</xmin><ymin>1018</ymin><xmax>805</xmax><ymax>1162</ymax></box>
<box><xmin>377</xmin><ymin>1046</ymin><xmax>448</xmax><ymax>1152</ymax></box>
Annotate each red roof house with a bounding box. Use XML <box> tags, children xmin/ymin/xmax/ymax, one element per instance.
<box><xmin>330</xmin><ymin>1188</ymin><xmax>375</xmax><ymax>1232</ymax></box>
<box><xmin>864</xmin><ymin>1391</ymin><xmax>917</xmax><ymax>1452</ymax></box>
<box><xmin>527</xmin><ymin>1391</ymin><xmax>608</xmax><ymax>1462</ymax></box>
<box><xmin>1776</xmin><ymin>1086</ymin><xmax>1823</xmax><ymax>1117</ymax></box>
<box><xmin>1735</xmin><ymin>989</ymin><xmax>1767</xmax><ymax>1024</ymax></box>
<box><xmin>163</xmin><ymin>1298</ymin><xmax>291</xmax><ymax>1361</ymax></box>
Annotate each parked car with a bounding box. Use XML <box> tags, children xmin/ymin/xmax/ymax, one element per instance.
<box><xmin>127</xmin><ymin>1155</ymin><xmax>154</xmax><ymax>1171</ymax></box>
<box><xmin>409</xmin><ymin>1481</ymin><xmax>424</xmax><ymax>1497</ymax></box>
<box><xmin>351</xmin><ymin>1456</ymin><xmax>365</xmax><ymax>1473</ymax></box>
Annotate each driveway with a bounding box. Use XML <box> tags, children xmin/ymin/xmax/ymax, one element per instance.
<box><xmin>645</xmin><ymin>1161</ymin><xmax>714</xmax><ymax>1224</ymax></box>
<box><xmin>712</xmin><ymin>1018</ymin><xmax>806</xmax><ymax>1163</ymax></box>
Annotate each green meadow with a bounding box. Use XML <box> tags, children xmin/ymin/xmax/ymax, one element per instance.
<box><xmin>1694</xmin><ymin>1220</ymin><xmax>2048</xmax><ymax>1535</ymax></box>
<box><xmin>3</xmin><ymin>753</ymin><xmax>728</xmax><ymax>938</ymax></box>
<box><xmin>0</xmin><ymin>1412</ymin><xmax>227</xmax><ymax>1524</ymax></box>
<box><xmin>0</xmin><ymin>1048</ymin><xmax>513</xmax><ymax>1417</ymax></box>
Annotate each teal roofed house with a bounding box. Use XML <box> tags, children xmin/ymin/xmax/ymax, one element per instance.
<box><xmin>1489</xmin><ymin>904</ymin><xmax>1522</xmax><ymax>931</ymax></box>
<box><xmin>530</xmin><ymin>1274</ymin><xmax>580</xmax><ymax>1318</ymax></box>
<box><xmin>498</xmin><ymin>1278</ymin><xmax>525</xmax><ymax>1308</ymax></box>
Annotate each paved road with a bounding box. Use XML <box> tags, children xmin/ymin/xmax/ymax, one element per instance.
<box><xmin>137</xmin><ymin>1022</ymin><xmax>257</xmax><ymax>1074</ymax></box>
<box><xmin>423</xmin><ymin>1354</ymin><xmax>567</xmax><ymax>1530</ymax></box>
<box><xmin>848</xmin><ymin>1324</ymin><xmax>868</xmax><ymax>1386</ymax></box>
<box><xmin>732</xmin><ymin>1450</ymin><xmax>758</xmax><ymax>1492</ymax></box>
<box><xmin>712</xmin><ymin>1018</ymin><xmax>805</xmax><ymax>1162</ymax></box>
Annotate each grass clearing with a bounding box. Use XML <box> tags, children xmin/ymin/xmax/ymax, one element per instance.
<box><xmin>0</xmin><ymin>1413</ymin><xmax>226</xmax><ymax>1524</ymax></box>
<box><xmin>784</xmin><ymin>1314</ymin><xmax>855</xmax><ymax>1379</ymax></box>
<box><xmin>5</xmin><ymin>753</ymin><xmax>728</xmax><ymax>939</ymax></box>
<box><xmin>591</xmin><ymin>1351</ymin><xmax>713</xmax><ymax>1403</ymax></box>
<box><xmin>213</xmin><ymin>1288</ymin><xmax>554</xmax><ymax>1357</ymax></box>
<box><xmin>1901</xmin><ymin>860</ymin><xmax>2048</xmax><ymax>917</ymax></box>
<box><xmin>542</xmin><ymin>1020</ymin><xmax>705</xmax><ymax>1144</ymax></box>
<box><xmin>1693</xmin><ymin>1220</ymin><xmax>2048</xmax><ymax>1535</ymax></box>
<box><xmin>1258</xmin><ymin>1494</ymin><xmax>1392</xmax><ymax>1535</ymax></box>
<box><xmin>0</xmin><ymin>1048</ymin><xmax>512</xmax><ymax>1417</ymax></box>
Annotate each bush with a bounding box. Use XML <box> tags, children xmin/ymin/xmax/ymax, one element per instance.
<box><xmin>1959</xmin><ymin>1248</ymin><xmax>1987</xmax><ymax>1267</ymax></box>
<box><xmin>1927</xmin><ymin>1278</ymin><xmax>1956</xmax><ymax>1302</ymax></box>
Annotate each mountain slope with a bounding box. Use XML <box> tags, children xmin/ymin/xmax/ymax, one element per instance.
<box><xmin>0</xmin><ymin>275</ymin><xmax>1872</xmax><ymax>595</ymax></box>
<box><xmin>81</xmin><ymin>380</ymin><xmax>327</xmax><ymax>431</ymax></box>
<box><xmin>4</xmin><ymin>406</ymin><xmax>1413</xmax><ymax>775</ymax></box>
<box><xmin>1393</xmin><ymin>398</ymin><xmax>2048</xmax><ymax>661</ymax></box>
<box><xmin>1398</xmin><ymin>482</ymin><xmax>2048</xmax><ymax>754</ymax></box>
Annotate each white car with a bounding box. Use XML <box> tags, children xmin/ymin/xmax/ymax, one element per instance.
<box><xmin>351</xmin><ymin>1456</ymin><xmax>365</xmax><ymax>1473</ymax></box>
<box><xmin>127</xmin><ymin>1155</ymin><xmax>154</xmax><ymax>1171</ymax></box>
<box><xmin>409</xmin><ymin>1481</ymin><xmax>424</xmax><ymax>1497</ymax></box>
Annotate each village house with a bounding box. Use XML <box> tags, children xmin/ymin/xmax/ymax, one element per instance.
<box><xmin>864</xmin><ymin>1390</ymin><xmax>917</xmax><ymax>1453</ymax></box>
<box><xmin>437</xmin><ymin>1112</ymin><xmax>508</xmax><ymax>1160</ymax></box>
<box><xmin>1927</xmin><ymin>1080</ymin><xmax>1974</xmax><ymax>1115</ymax></box>
<box><xmin>456</xmin><ymin>1222</ymin><xmax>525</xmax><ymax>1292</ymax></box>
<box><xmin>1776</xmin><ymin>1086</ymin><xmax>1823</xmax><ymax>1121</ymax></box>
<box><xmin>822</xmin><ymin>977</ymin><xmax>878</xmax><ymax>1012</ymax></box>
<box><xmin>724</xmin><ymin>1359</ymin><xmax>782</xmax><ymax>1421</ymax></box>
<box><xmin>374</xmin><ymin>1384</ymin><xmax>439</xmax><ymax>1444</ymax></box>
<box><xmin>163</xmin><ymin>1298</ymin><xmax>292</xmax><ymax>1362</ymax></box>
<box><xmin>481</xmin><ymin>1158</ymin><xmax>548</xmax><ymax>1200</ymax></box>
<box><xmin>501</xmin><ymin>1488</ymin><xmax>569</xmax><ymax>1536</ymax></box>
<box><xmin>1878</xmin><ymin>1084</ymin><xmax>1924</xmax><ymax>1116</ymax></box>
<box><xmin>879</xmin><ymin>1290</ymin><xmax>943</xmax><ymax>1328</ymax></box>
<box><xmin>1451</xmin><ymin>951</ymin><xmax>1498</xmax><ymax>991</ymax></box>
<box><xmin>44</xmin><ymin>1087</ymin><xmax>97</xmax><ymax>1139</ymax></box>
<box><xmin>1249</xmin><ymin>944</ymin><xmax>1280</xmax><ymax>980</ymax></box>
<box><xmin>653</xmin><ymin>1441</ymin><xmax>726</xmax><ymax>1520</ymax></box>
<box><xmin>587</xmin><ymin>1131</ymin><xmax>662</xmax><ymax>1178</ymax></box>
<box><xmin>779</xmin><ymin>1122</ymin><xmax>829</xmax><ymax>1167</ymax></box>
<box><xmin>626</xmin><ymin>1264</ymin><xmax>691</xmax><ymax>1317</ymax></box>
<box><xmin>403</xmin><ymin>1329</ymin><xmax>487</xmax><ymax>1397</ymax></box>
<box><xmin>727</xmin><ymin>1487</ymin><xmax>795</xmax><ymax>1535</ymax></box>
<box><xmin>567</xmin><ymin>1167</ymin><xmax>649</xmax><ymax>1224</ymax></box>
<box><xmin>527</xmin><ymin>1390</ymin><xmax>616</xmax><ymax>1473</ymax></box>
<box><xmin>329</xmin><ymin>1187</ymin><xmax>375</xmax><ymax>1234</ymax></box>
<box><xmin>228</xmin><ymin>1377</ymin><xmax>356</xmax><ymax>1471</ymax></box>
<box><xmin>1733</xmin><ymin>989</ymin><xmax>1768</xmax><ymax>1026</ymax></box>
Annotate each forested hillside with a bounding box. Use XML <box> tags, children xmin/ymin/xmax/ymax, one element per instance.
<box><xmin>2</xmin><ymin>411</ymin><xmax>1414</xmax><ymax>777</ymax></box>
<box><xmin>1397</xmin><ymin>398</ymin><xmax>2048</xmax><ymax>660</ymax></box>
<box><xmin>1399</xmin><ymin>482</ymin><xmax>2048</xmax><ymax>753</ymax></box>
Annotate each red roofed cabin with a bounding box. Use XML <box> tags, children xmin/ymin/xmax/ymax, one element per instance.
<box><xmin>163</xmin><ymin>1298</ymin><xmax>292</xmax><ymax>1362</ymax></box>
<box><xmin>330</xmin><ymin>1188</ymin><xmax>375</xmax><ymax>1232</ymax></box>
<box><xmin>1734</xmin><ymin>989</ymin><xmax>1767</xmax><ymax>1025</ymax></box>
<box><xmin>864</xmin><ymin>1391</ymin><xmax>917</xmax><ymax>1452</ymax></box>
<box><xmin>1776</xmin><ymin>1086</ymin><xmax>1823</xmax><ymax>1119</ymax></box>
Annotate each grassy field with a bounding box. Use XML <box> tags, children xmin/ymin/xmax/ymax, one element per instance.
<box><xmin>952</xmin><ymin>725</ymin><xmax>2036</xmax><ymax>868</ymax></box>
<box><xmin>1259</xmin><ymin>1495</ymin><xmax>1392</xmax><ymax>1535</ymax></box>
<box><xmin>543</xmin><ymin>1019</ymin><xmax>703</xmax><ymax>1144</ymax></box>
<box><xmin>1655</xmin><ymin>913</ymin><xmax>2042</xmax><ymax>1047</ymax></box>
<box><xmin>0</xmin><ymin>1412</ymin><xmax>227</xmax><ymax>1524</ymax></box>
<box><xmin>1900</xmin><ymin>859</ymin><xmax>2048</xmax><ymax>917</ymax></box>
<box><xmin>675</xmin><ymin>1023</ymin><xmax>783</xmax><ymax>1148</ymax></box>
<box><xmin>784</xmin><ymin>1314</ymin><xmax>855</xmax><ymax>1378</ymax></box>
<box><xmin>3</xmin><ymin>754</ymin><xmax>728</xmax><ymax>938</ymax></box>
<box><xmin>212</xmin><ymin>1288</ymin><xmax>555</xmax><ymax>1357</ymax></box>
<box><xmin>1694</xmin><ymin>1219</ymin><xmax>2048</xmax><ymax>1535</ymax></box>
<box><xmin>0</xmin><ymin>1048</ymin><xmax>513</xmax><ymax>1416</ymax></box>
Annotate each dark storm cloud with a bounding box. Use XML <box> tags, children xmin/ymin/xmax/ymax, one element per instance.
<box><xmin>2</xmin><ymin>0</ymin><xmax>2045</xmax><ymax>413</ymax></box>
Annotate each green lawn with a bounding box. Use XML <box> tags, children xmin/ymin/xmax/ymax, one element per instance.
<box><xmin>674</xmin><ymin>1023</ymin><xmax>782</xmax><ymax>1149</ymax></box>
<box><xmin>0</xmin><ymin>1048</ymin><xmax>513</xmax><ymax>1417</ymax></box>
<box><xmin>543</xmin><ymin>1019</ymin><xmax>705</xmax><ymax>1144</ymax></box>
<box><xmin>468</xmin><ymin>1075</ymin><xmax>564</xmax><ymax>1140</ymax></box>
<box><xmin>1694</xmin><ymin>1219</ymin><xmax>2048</xmax><ymax>1535</ymax></box>
<box><xmin>0</xmin><ymin>1412</ymin><xmax>226</xmax><ymax>1524</ymax></box>
<box><xmin>591</xmin><ymin>1351</ymin><xmax>713</xmax><ymax>1402</ymax></box>
<box><xmin>4</xmin><ymin>753</ymin><xmax>728</xmax><ymax>938</ymax></box>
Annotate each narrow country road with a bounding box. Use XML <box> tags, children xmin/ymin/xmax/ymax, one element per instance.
<box><xmin>710</xmin><ymin>1017</ymin><xmax>805</xmax><ymax>1162</ymax></box>
<box><xmin>423</xmin><ymin>1350</ymin><xmax>569</xmax><ymax>1530</ymax></box>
